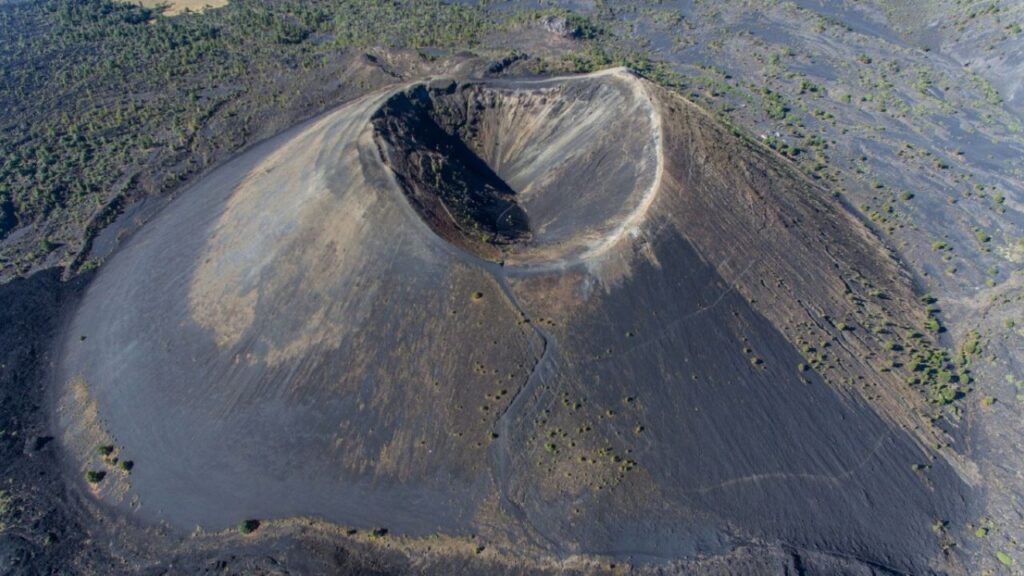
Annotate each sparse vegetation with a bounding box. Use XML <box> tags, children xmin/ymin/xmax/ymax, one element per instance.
<box><xmin>0</xmin><ymin>0</ymin><xmax>556</xmax><ymax>278</ymax></box>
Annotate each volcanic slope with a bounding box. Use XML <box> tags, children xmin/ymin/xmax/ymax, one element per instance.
<box><xmin>56</xmin><ymin>68</ymin><xmax>970</xmax><ymax>572</ymax></box>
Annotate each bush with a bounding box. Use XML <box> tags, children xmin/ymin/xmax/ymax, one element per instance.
<box><xmin>760</xmin><ymin>88</ymin><xmax>788</xmax><ymax>120</ymax></box>
<box><xmin>85</xmin><ymin>470</ymin><xmax>105</xmax><ymax>484</ymax></box>
<box><xmin>997</xmin><ymin>551</ymin><xmax>1013</xmax><ymax>567</ymax></box>
<box><xmin>238</xmin><ymin>519</ymin><xmax>261</xmax><ymax>534</ymax></box>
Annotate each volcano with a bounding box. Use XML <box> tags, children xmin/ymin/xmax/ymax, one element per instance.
<box><xmin>56</xmin><ymin>68</ymin><xmax>969</xmax><ymax>572</ymax></box>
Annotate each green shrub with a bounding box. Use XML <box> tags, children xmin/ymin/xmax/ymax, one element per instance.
<box><xmin>238</xmin><ymin>519</ymin><xmax>261</xmax><ymax>534</ymax></box>
<box><xmin>0</xmin><ymin>490</ymin><xmax>7</xmax><ymax>533</ymax></box>
<box><xmin>760</xmin><ymin>88</ymin><xmax>789</xmax><ymax>120</ymax></box>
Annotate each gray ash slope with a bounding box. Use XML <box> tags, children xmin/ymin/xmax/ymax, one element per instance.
<box><xmin>56</xmin><ymin>68</ymin><xmax>970</xmax><ymax>572</ymax></box>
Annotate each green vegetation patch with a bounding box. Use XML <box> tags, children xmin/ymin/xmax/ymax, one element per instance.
<box><xmin>0</xmin><ymin>0</ymin><xmax>595</xmax><ymax>276</ymax></box>
<box><xmin>237</xmin><ymin>518</ymin><xmax>260</xmax><ymax>534</ymax></box>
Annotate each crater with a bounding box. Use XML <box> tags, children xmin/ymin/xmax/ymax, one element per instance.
<box><xmin>372</xmin><ymin>73</ymin><xmax>661</xmax><ymax>267</ymax></box>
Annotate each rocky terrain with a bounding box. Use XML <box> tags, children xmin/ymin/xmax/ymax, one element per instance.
<box><xmin>2</xmin><ymin>1</ymin><xmax>1022</xmax><ymax>574</ymax></box>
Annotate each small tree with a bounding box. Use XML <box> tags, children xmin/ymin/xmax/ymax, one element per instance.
<box><xmin>238</xmin><ymin>519</ymin><xmax>260</xmax><ymax>534</ymax></box>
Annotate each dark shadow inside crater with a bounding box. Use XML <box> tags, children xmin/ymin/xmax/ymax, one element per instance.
<box><xmin>372</xmin><ymin>76</ymin><xmax>659</xmax><ymax>266</ymax></box>
<box><xmin>373</xmin><ymin>85</ymin><xmax>531</xmax><ymax>258</ymax></box>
